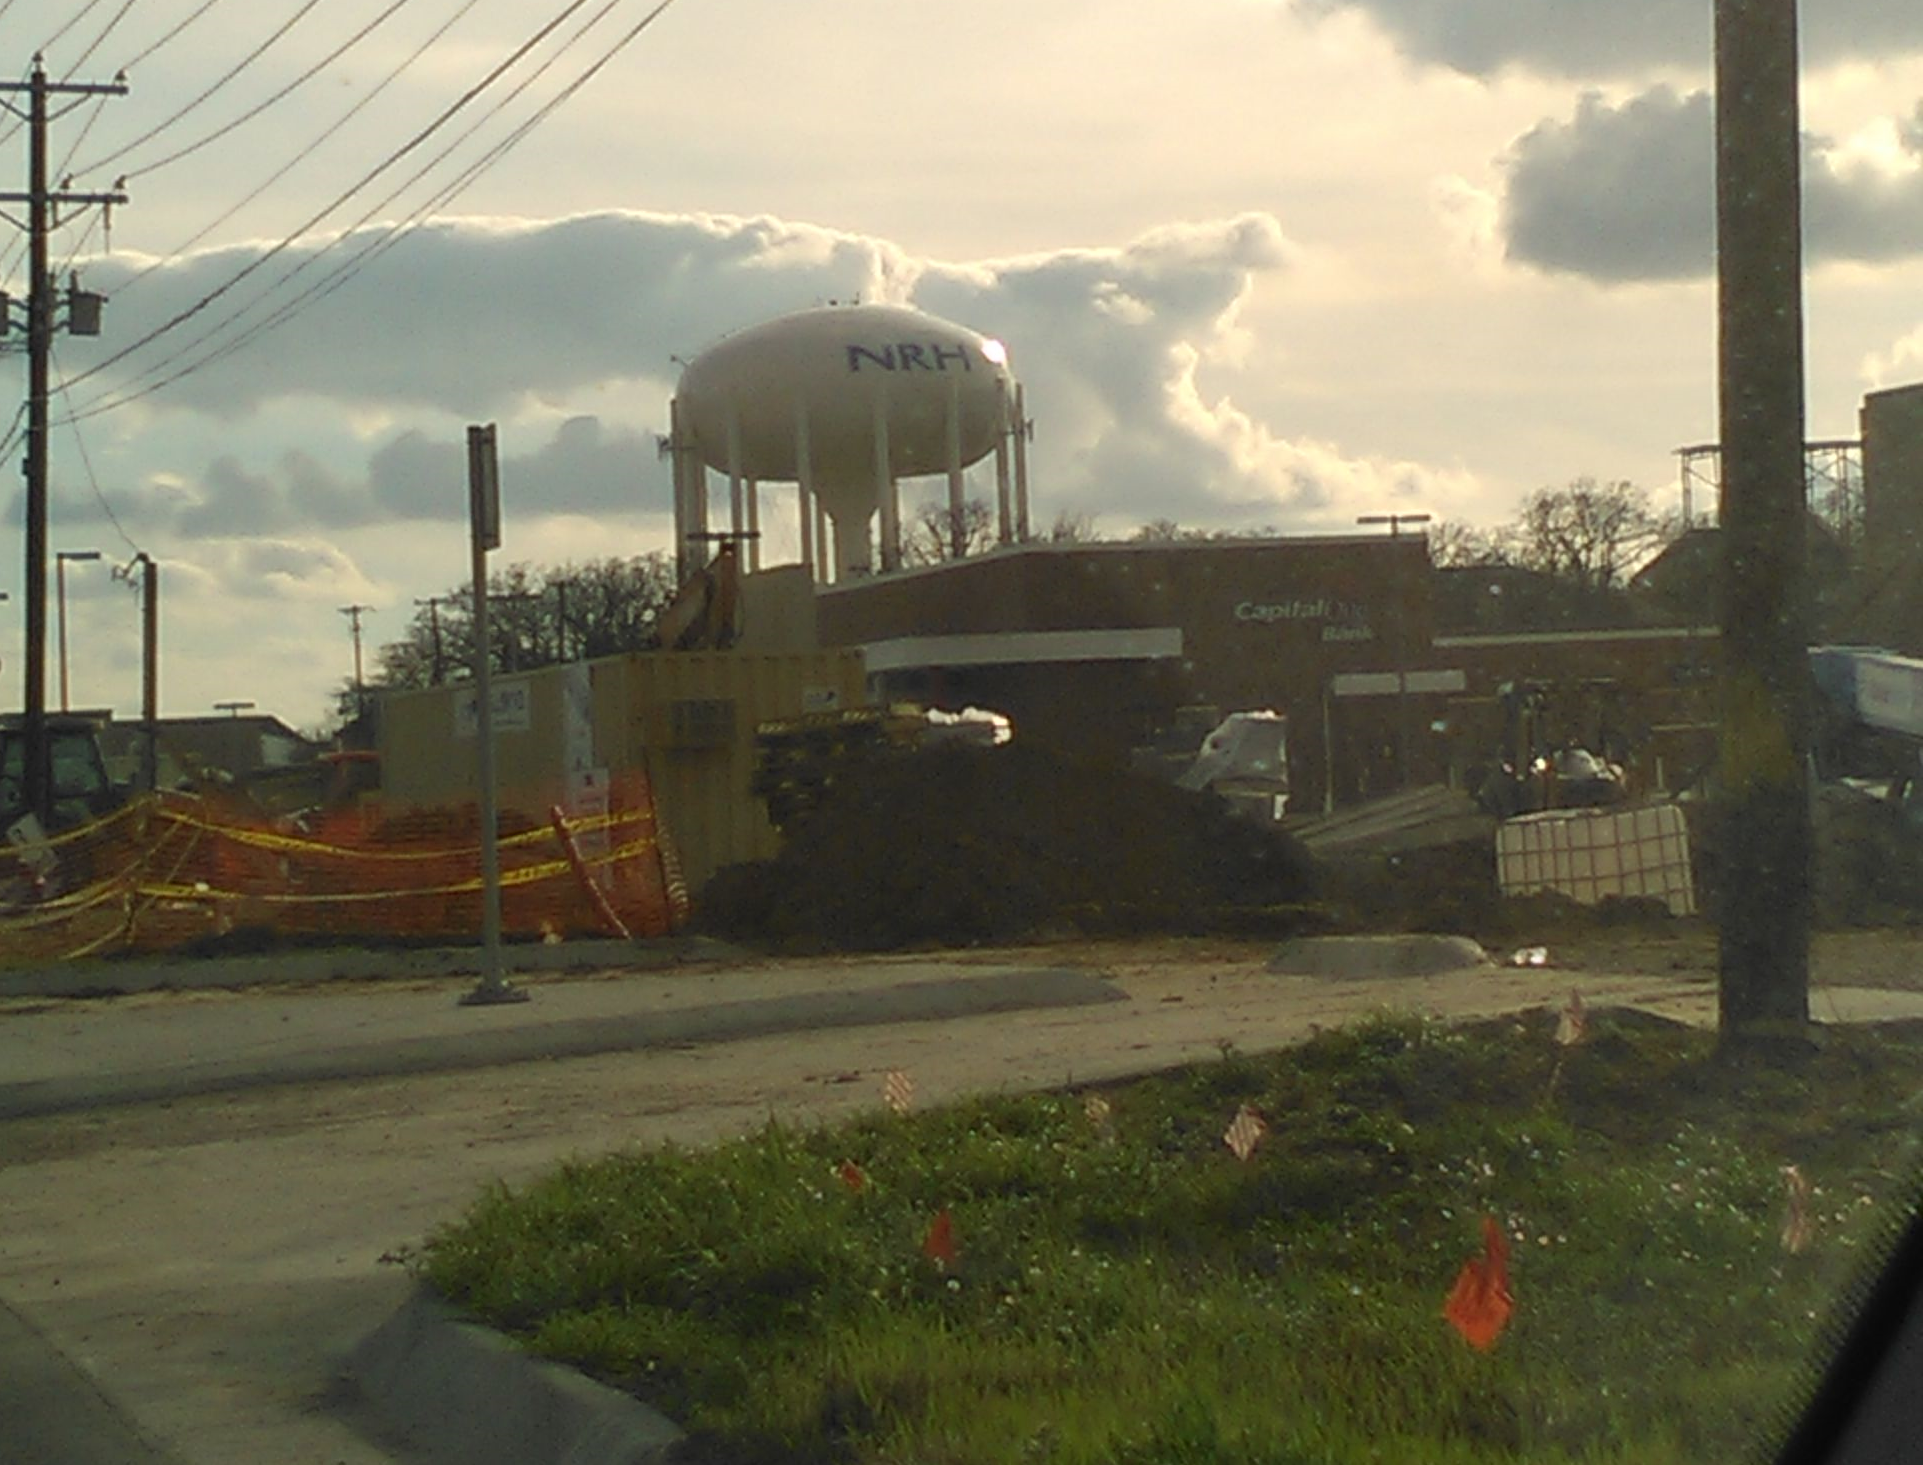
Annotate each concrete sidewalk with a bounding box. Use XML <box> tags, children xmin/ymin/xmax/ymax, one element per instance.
<box><xmin>0</xmin><ymin>934</ymin><xmax>739</xmax><ymax>1000</ymax></box>
<box><xmin>0</xmin><ymin>959</ymin><xmax>1124</xmax><ymax>1119</ymax></box>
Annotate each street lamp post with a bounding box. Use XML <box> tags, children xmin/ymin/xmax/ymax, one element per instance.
<box><xmin>55</xmin><ymin>549</ymin><xmax>100</xmax><ymax>713</ymax></box>
<box><xmin>1356</xmin><ymin>514</ymin><xmax>1432</xmax><ymax>789</ymax></box>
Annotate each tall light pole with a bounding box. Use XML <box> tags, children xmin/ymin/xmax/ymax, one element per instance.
<box><xmin>1357</xmin><ymin>513</ymin><xmax>1431</xmax><ymax>789</ymax></box>
<box><xmin>55</xmin><ymin>549</ymin><xmax>100</xmax><ymax>712</ymax></box>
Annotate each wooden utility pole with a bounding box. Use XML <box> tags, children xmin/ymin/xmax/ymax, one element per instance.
<box><xmin>413</xmin><ymin>595</ymin><xmax>449</xmax><ymax>684</ymax></box>
<box><xmin>0</xmin><ymin>58</ymin><xmax>127</xmax><ymax>826</ymax></box>
<box><xmin>115</xmin><ymin>552</ymin><xmax>159</xmax><ymax>790</ymax></box>
<box><xmin>1713</xmin><ymin>0</ymin><xmax>1812</xmax><ymax>1043</ymax></box>
<box><xmin>338</xmin><ymin>604</ymin><xmax>373</xmax><ymax>717</ymax></box>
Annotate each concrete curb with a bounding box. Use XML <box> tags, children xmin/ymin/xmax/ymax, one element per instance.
<box><xmin>0</xmin><ymin>967</ymin><xmax>1127</xmax><ymax>1120</ymax></box>
<box><xmin>350</xmin><ymin>1290</ymin><xmax>683</xmax><ymax>1465</ymax></box>
<box><xmin>0</xmin><ymin>934</ymin><xmax>746</xmax><ymax>1000</ymax></box>
<box><xmin>0</xmin><ymin>1297</ymin><xmax>191</xmax><ymax>1465</ymax></box>
<box><xmin>1266</xmin><ymin>933</ymin><xmax>1494</xmax><ymax>978</ymax></box>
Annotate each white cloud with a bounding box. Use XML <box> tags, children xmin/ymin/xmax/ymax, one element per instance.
<box><xmin>1498</xmin><ymin>89</ymin><xmax>1923</xmax><ymax>282</ymax></box>
<box><xmin>58</xmin><ymin>207</ymin><xmax>1464</xmax><ymax>544</ymax></box>
<box><xmin>1289</xmin><ymin>0</ymin><xmax>1923</xmax><ymax>81</ymax></box>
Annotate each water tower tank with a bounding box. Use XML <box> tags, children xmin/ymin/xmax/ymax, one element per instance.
<box><xmin>676</xmin><ymin>304</ymin><xmax>1016</xmax><ymax>576</ymax></box>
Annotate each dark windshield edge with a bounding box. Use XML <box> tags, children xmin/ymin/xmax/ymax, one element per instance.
<box><xmin>1772</xmin><ymin>1163</ymin><xmax>1923</xmax><ymax>1463</ymax></box>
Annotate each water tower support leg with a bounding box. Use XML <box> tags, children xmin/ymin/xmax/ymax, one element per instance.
<box><xmin>795</xmin><ymin>405</ymin><xmax>816</xmax><ymax>579</ymax></box>
<box><xmin>874</xmin><ymin>397</ymin><xmax>900</xmax><ymax>572</ymax></box>
<box><xmin>946</xmin><ymin>376</ymin><xmax>965</xmax><ymax>557</ymax></box>
<box><xmin>994</xmin><ymin>379</ymin><xmax>1013</xmax><ymax>545</ymax></box>
<box><xmin>746</xmin><ymin>478</ymin><xmax>761</xmax><ymax>570</ymax></box>
<box><xmin>1013</xmin><ymin>383</ymin><xmax>1031</xmax><ymax>540</ymax></box>
<box><xmin>669</xmin><ymin>398</ymin><xmax>689</xmax><ymax>583</ymax></box>
<box><xmin>726</xmin><ymin>412</ymin><xmax>745</xmax><ymax>544</ymax></box>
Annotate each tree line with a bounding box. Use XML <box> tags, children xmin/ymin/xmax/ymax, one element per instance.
<box><xmin>358</xmin><ymin>480</ymin><xmax>1669</xmax><ymax>703</ymax></box>
<box><xmin>372</xmin><ymin>554</ymin><xmax>679</xmax><ymax>692</ymax></box>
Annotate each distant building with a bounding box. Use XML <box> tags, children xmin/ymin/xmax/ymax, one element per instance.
<box><xmin>97</xmin><ymin>712</ymin><xmax>321</xmax><ymax>795</ymax></box>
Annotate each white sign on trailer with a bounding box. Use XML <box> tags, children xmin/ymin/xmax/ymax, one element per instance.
<box><xmin>453</xmin><ymin>679</ymin><xmax>532</xmax><ymax>738</ymax></box>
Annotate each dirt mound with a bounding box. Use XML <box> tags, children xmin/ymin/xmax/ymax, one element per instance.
<box><xmin>698</xmin><ymin>743</ymin><xmax>1319</xmax><ymax>951</ymax></box>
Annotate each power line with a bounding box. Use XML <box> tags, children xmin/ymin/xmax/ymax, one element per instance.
<box><xmin>75</xmin><ymin>0</ymin><xmax>323</xmax><ymax>175</ymax></box>
<box><xmin>57</xmin><ymin>0</ymin><xmax>604</xmax><ymax>401</ymax></box>
<box><xmin>39</xmin><ymin>0</ymin><xmax>110</xmax><ymax>54</ymax></box>
<box><xmin>259</xmin><ymin>0</ymin><xmax>681</xmax><ymax>330</ymax></box>
<box><xmin>98</xmin><ymin>0</ymin><xmax>486</xmax><ymax>297</ymax></box>
<box><xmin>59</xmin><ymin>0</ymin><xmax>142</xmax><ymax>77</ymax></box>
<box><xmin>51</xmin><ymin>339</ymin><xmax>144</xmax><ymax>557</ymax></box>
<box><xmin>117</xmin><ymin>0</ymin><xmax>227</xmax><ymax>76</ymax></box>
<box><xmin>62</xmin><ymin>0</ymin><xmax>679</xmax><ymax>422</ymax></box>
<box><xmin>118</xmin><ymin>0</ymin><xmax>417</xmax><ymax>183</ymax></box>
<box><xmin>0</xmin><ymin>400</ymin><xmax>26</xmax><ymax>464</ymax></box>
<box><xmin>128</xmin><ymin>0</ymin><xmax>639</xmax><ymax>363</ymax></box>
<box><xmin>57</xmin><ymin>200</ymin><xmax>108</xmax><ymax>275</ymax></box>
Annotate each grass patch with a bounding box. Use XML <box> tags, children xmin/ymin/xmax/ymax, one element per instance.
<box><xmin>418</xmin><ymin>1009</ymin><xmax>1923</xmax><ymax>1463</ymax></box>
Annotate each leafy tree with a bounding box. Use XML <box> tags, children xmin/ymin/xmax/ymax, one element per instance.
<box><xmin>372</xmin><ymin>554</ymin><xmax>678</xmax><ymax>691</ymax></box>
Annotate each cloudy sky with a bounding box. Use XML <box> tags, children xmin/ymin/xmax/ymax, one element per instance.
<box><xmin>4</xmin><ymin>0</ymin><xmax>1923</xmax><ymax>728</ymax></box>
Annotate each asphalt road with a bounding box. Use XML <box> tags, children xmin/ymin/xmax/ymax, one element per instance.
<box><xmin>4</xmin><ymin>938</ymin><xmax>1921</xmax><ymax>1464</ymax></box>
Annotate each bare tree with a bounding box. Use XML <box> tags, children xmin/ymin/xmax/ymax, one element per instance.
<box><xmin>1047</xmin><ymin>509</ymin><xmax>1098</xmax><ymax>542</ymax></box>
<box><xmin>902</xmin><ymin>497</ymin><xmax>998</xmax><ymax>565</ymax></box>
<box><xmin>1510</xmin><ymin>478</ymin><xmax>1674</xmax><ymax>593</ymax></box>
<box><xmin>1425</xmin><ymin>519</ymin><xmax>1513</xmax><ymax>569</ymax></box>
<box><xmin>1131</xmin><ymin>517</ymin><xmax>1188</xmax><ymax>543</ymax></box>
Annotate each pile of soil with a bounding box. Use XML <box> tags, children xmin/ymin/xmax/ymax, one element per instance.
<box><xmin>697</xmin><ymin>743</ymin><xmax>1319</xmax><ymax>951</ymax></box>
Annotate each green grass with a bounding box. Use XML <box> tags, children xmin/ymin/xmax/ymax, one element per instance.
<box><xmin>417</xmin><ymin>1009</ymin><xmax>1923</xmax><ymax>1464</ymax></box>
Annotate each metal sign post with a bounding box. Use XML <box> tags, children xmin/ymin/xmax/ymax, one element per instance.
<box><xmin>461</xmin><ymin>423</ymin><xmax>527</xmax><ymax>1007</ymax></box>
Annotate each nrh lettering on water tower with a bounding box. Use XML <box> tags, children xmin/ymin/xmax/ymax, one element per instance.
<box><xmin>846</xmin><ymin>342</ymin><xmax>985</xmax><ymax>373</ymax></box>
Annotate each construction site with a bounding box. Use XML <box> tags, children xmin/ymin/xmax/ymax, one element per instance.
<box><xmin>6</xmin><ymin>308</ymin><xmax>1923</xmax><ymax>963</ymax></box>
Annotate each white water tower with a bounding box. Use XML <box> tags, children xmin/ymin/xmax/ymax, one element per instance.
<box><xmin>669</xmin><ymin>303</ymin><xmax>1030</xmax><ymax>581</ymax></box>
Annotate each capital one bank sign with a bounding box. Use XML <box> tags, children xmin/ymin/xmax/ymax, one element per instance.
<box><xmin>1233</xmin><ymin>598</ymin><xmax>1376</xmax><ymax>643</ymax></box>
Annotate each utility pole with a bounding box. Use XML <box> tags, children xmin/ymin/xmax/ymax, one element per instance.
<box><xmin>413</xmin><ymin>595</ymin><xmax>449</xmax><ymax>685</ymax></box>
<box><xmin>1713</xmin><ymin>0</ymin><xmax>1811</xmax><ymax>1046</ymax></box>
<box><xmin>114</xmin><ymin>552</ymin><xmax>159</xmax><ymax>792</ymax></box>
<box><xmin>0</xmin><ymin>57</ymin><xmax>127</xmax><ymax>827</ymax></box>
<box><xmin>552</xmin><ymin>577</ymin><xmax>572</xmax><ymax>664</ymax></box>
<box><xmin>338</xmin><ymin>604</ymin><xmax>372</xmax><ymax>718</ymax></box>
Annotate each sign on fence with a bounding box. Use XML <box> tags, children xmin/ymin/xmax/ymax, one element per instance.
<box><xmin>453</xmin><ymin>679</ymin><xmax>532</xmax><ymax>738</ymax></box>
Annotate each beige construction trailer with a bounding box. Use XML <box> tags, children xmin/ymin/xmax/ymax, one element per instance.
<box><xmin>378</xmin><ymin>647</ymin><xmax>867</xmax><ymax>895</ymax></box>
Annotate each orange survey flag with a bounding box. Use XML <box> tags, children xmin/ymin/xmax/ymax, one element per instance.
<box><xmin>1444</xmin><ymin>1215</ymin><xmax>1514</xmax><ymax>1350</ymax></box>
<box><xmin>922</xmin><ymin>1208</ymin><xmax>958</xmax><ymax>1268</ymax></box>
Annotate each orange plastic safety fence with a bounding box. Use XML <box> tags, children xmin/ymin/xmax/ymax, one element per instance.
<box><xmin>0</xmin><ymin>770</ymin><xmax>685</xmax><ymax>964</ymax></box>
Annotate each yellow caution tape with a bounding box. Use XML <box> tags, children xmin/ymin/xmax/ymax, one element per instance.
<box><xmin>149</xmin><ymin>804</ymin><xmax>651</xmax><ymax>861</ymax></box>
<box><xmin>131</xmin><ymin>835</ymin><xmax>659</xmax><ymax>905</ymax></box>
